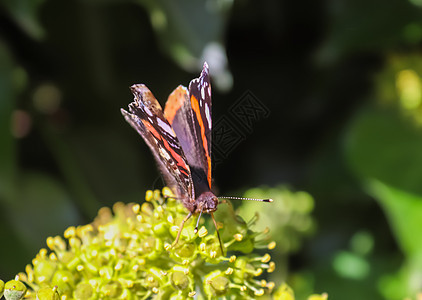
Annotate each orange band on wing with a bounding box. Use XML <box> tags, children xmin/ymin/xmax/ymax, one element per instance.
<box><xmin>143</xmin><ymin>120</ymin><xmax>189</xmax><ymax>173</ymax></box>
<box><xmin>142</xmin><ymin>120</ymin><xmax>160</xmax><ymax>140</ymax></box>
<box><xmin>190</xmin><ymin>95</ymin><xmax>212</xmax><ymax>187</ymax></box>
<box><xmin>165</xmin><ymin>86</ymin><xmax>187</xmax><ymax>124</ymax></box>
<box><xmin>162</xmin><ymin>137</ymin><xmax>189</xmax><ymax>172</ymax></box>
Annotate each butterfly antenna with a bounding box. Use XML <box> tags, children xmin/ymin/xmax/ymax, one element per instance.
<box><xmin>210</xmin><ymin>212</ymin><xmax>224</xmax><ymax>255</ymax></box>
<box><xmin>172</xmin><ymin>212</ymin><xmax>193</xmax><ymax>248</ymax></box>
<box><xmin>194</xmin><ymin>208</ymin><xmax>204</xmax><ymax>234</ymax></box>
<box><xmin>218</xmin><ymin>196</ymin><xmax>273</xmax><ymax>202</ymax></box>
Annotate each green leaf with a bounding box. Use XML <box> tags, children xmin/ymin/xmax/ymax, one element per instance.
<box><xmin>368</xmin><ymin>180</ymin><xmax>422</xmax><ymax>258</ymax></box>
<box><xmin>346</xmin><ymin>106</ymin><xmax>422</xmax><ymax>196</ymax></box>
<box><xmin>1</xmin><ymin>0</ymin><xmax>46</xmax><ymax>39</ymax></box>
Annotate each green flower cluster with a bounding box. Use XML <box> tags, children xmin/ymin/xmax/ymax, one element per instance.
<box><xmin>0</xmin><ymin>188</ymin><xmax>328</xmax><ymax>299</ymax></box>
<box><xmin>6</xmin><ymin>188</ymin><xmax>278</xmax><ymax>299</ymax></box>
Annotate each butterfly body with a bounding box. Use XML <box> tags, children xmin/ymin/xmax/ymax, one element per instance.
<box><xmin>121</xmin><ymin>63</ymin><xmax>221</xmax><ymax>247</ymax></box>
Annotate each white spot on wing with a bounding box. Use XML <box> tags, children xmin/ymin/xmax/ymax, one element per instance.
<box><xmin>144</xmin><ymin>106</ymin><xmax>153</xmax><ymax>116</ymax></box>
<box><xmin>157</xmin><ymin>118</ymin><xmax>175</xmax><ymax>136</ymax></box>
<box><xmin>159</xmin><ymin>146</ymin><xmax>171</xmax><ymax>160</ymax></box>
<box><xmin>205</xmin><ymin>104</ymin><xmax>211</xmax><ymax>128</ymax></box>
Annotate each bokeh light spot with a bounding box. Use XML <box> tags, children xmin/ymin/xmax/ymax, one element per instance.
<box><xmin>350</xmin><ymin>231</ymin><xmax>374</xmax><ymax>256</ymax></box>
<box><xmin>33</xmin><ymin>83</ymin><xmax>62</xmax><ymax>114</ymax></box>
<box><xmin>11</xmin><ymin>110</ymin><xmax>32</xmax><ymax>138</ymax></box>
<box><xmin>151</xmin><ymin>9</ymin><xmax>167</xmax><ymax>30</ymax></box>
<box><xmin>333</xmin><ymin>251</ymin><xmax>370</xmax><ymax>280</ymax></box>
<box><xmin>396</xmin><ymin>69</ymin><xmax>421</xmax><ymax>110</ymax></box>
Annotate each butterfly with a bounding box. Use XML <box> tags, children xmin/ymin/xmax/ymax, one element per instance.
<box><xmin>121</xmin><ymin>63</ymin><xmax>271</xmax><ymax>252</ymax></box>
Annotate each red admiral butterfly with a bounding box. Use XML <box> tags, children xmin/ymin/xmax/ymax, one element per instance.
<box><xmin>121</xmin><ymin>63</ymin><xmax>271</xmax><ymax>252</ymax></box>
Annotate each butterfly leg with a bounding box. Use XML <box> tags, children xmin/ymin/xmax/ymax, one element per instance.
<box><xmin>172</xmin><ymin>211</ymin><xmax>193</xmax><ymax>248</ymax></box>
<box><xmin>210</xmin><ymin>212</ymin><xmax>225</xmax><ymax>255</ymax></box>
<box><xmin>194</xmin><ymin>208</ymin><xmax>204</xmax><ymax>234</ymax></box>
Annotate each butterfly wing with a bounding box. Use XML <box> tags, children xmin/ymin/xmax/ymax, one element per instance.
<box><xmin>164</xmin><ymin>63</ymin><xmax>212</xmax><ymax>193</ymax></box>
<box><xmin>164</xmin><ymin>86</ymin><xmax>203</xmax><ymax>177</ymax></box>
<box><xmin>188</xmin><ymin>63</ymin><xmax>212</xmax><ymax>189</ymax></box>
<box><xmin>121</xmin><ymin>84</ymin><xmax>194</xmax><ymax>201</ymax></box>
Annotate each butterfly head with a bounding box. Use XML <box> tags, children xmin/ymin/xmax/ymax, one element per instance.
<box><xmin>195</xmin><ymin>191</ymin><xmax>219</xmax><ymax>214</ymax></box>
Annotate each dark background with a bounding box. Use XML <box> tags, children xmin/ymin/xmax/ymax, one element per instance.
<box><xmin>1</xmin><ymin>0</ymin><xmax>422</xmax><ymax>299</ymax></box>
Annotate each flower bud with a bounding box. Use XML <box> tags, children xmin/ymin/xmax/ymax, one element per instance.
<box><xmin>100</xmin><ymin>281</ymin><xmax>123</xmax><ymax>298</ymax></box>
<box><xmin>273</xmin><ymin>283</ymin><xmax>295</xmax><ymax>300</ymax></box>
<box><xmin>204</xmin><ymin>271</ymin><xmax>229</xmax><ymax>297</ymax></box>
<box><xmin>4</xmin><ymin>279</ymin><xmax>27</xmax><ymax>300</ymax></box>
<box><xmin>33</xmin><ymin>259</ymin><xmax>57</xmax><ymax>284</ymax></box>
<box><xmin>73</xmin><ymin>282</ymin><xmax>95</xmax><ymax>300</ymax></box>
<box><xmin>171</xmin><ymin>271</ymin><xmax>189</xmax><ymax>290</ymax></box>
<box><xmin>51</xmin><ymin>270</ymin><xmax>75</xmax><ymax>295</ymax></box>
<box><xmin>36</xmin><ymin>286</ymin><xmax>60</xmax><ymax>300</ymax></box>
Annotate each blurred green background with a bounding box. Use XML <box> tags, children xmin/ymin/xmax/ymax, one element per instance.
<box><xmin>2</xmin><ymin>0</ymin><xmax>422</xmax><ymax>299</ymax></box>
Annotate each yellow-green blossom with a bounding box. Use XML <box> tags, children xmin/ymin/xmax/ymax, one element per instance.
<box><xmin>0</xmin><ymin>188</ymin><xmax>326</xmax><ymax>299</ymax></box>
<box><xmin>14</xmin><ymin>188</ymin><xmax>276</xmax><ymax>299</ymax></box>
